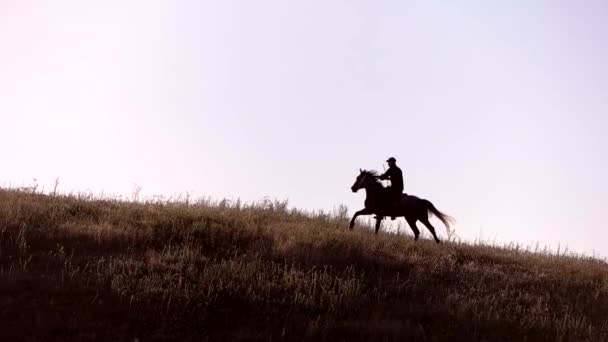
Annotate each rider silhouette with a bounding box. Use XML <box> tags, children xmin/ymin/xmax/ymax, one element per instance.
<box><xmin>379</xmin><ymin>157</ymin><xmax>403</xmax><ymax>219</ymax></box>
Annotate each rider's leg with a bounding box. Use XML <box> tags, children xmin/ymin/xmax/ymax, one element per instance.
<box><xmin>390</xmin><ymin>189</ymin><xmax>399</xmax><ymax>220</ymax></box>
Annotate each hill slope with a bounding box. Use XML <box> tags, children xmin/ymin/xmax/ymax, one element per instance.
<box><xmin>1</xmin><ymin>189</ymin><xmax>607</xmax><ymax>341</ymax></box>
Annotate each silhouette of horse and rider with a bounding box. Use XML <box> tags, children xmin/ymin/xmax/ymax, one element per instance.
<box><xmin>350</xmin><ymin>157</ymin><xmax>453</xmax><ymax>243</ymax></box>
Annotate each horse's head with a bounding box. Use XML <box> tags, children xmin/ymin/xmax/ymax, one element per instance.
<box><xmin>351</xmin><ymin>169</ymin><xmax>380</xmax><ymax>192</ymax></box>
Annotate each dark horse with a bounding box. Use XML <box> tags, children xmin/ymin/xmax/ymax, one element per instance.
<box><xmin>350</xmin><ymin>169</ymin><xmax>453</xmax><ymax>243</ymax></box>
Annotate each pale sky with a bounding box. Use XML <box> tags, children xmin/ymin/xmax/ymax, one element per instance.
<box><xmin>1</xmin><ymin>1</ymin><xmax>607</xmax><ymax>257</ymax></box>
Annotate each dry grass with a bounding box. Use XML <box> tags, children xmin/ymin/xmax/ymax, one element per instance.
<box><xmin>0</xmin><ymin>188</ymin><xmax>607</xmax><ymax>341</ymax></box>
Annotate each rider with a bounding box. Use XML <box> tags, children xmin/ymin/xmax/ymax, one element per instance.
<box><xmin>379</xmin><ymin>157</ymin><xmax>404</xmax><ymax>219</ymax></box>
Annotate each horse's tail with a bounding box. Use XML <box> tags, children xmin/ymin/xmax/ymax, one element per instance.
<box><xmin>423</xmin><ymin>200</ymin><xmax>454</xmax><ymax>229</ymax></box>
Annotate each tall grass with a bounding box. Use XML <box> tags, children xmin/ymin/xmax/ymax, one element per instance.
<box><xmin>0</xmin><ymin>188</ymin><xmax>607</xmax><ymax>341</ymax></box>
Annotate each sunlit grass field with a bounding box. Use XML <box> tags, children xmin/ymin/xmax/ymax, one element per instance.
<box><xmin>1</xmin><ymin>188</ymin><xmax>607</xmax><ymax>341</ymax></box>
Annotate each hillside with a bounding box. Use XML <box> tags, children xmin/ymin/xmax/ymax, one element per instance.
<box><xmin>1</xmin><ymin>189</ymin><xmax>607</xmax><ymax>341</ymax></box>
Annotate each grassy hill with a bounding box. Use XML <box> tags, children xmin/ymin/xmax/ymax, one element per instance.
<box><xmin>1</xmin><ymin>189</ymin><xmax>607</xmax><ymax>341</ymax></box>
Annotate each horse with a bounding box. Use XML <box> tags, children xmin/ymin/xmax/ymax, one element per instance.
<box><xmin>349</xmin><ymin>169</ymin><xmax>453</xmax><ymax>243</ymax></box>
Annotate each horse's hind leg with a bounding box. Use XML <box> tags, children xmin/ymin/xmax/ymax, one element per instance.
<box><xmin>375</xmin><ymin>216</ymin><xmax>382</xmax><ymax>234</ymax></box>
<box><xmin>421</xmin><ymin>218</ymin><xmax>441</xmax><ymax>244</ymax></box>
<box><xmin>406</xmin><ymin>218</ymin><xmax>420</xmax><ymax>241</ymax></box>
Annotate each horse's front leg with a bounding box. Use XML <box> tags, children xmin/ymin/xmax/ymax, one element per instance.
<box><xmin>375</xmin><ymin>216</ymin><xmax>382</xmax><ymax>234</ymax></box>
<box><xmin>349</xmin><ymin>208</ymin><xmax>372</xmax><ymax>230</ymax></box>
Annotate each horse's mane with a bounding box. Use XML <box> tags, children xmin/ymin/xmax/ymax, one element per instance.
<box><xmin>361</xmin><ymin>169</ymin><xmax>384</xmax><ymax>186</ymax></box>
